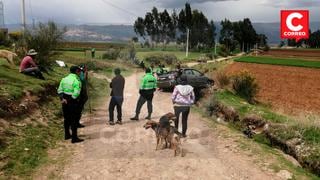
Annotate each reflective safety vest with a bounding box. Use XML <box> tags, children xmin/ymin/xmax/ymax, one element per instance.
<box><xmin>140</xmin><ymin>73</ymin><xmax>157</xmax><ymax>90</ymax></box>
<box><xmin>57</xmin><ymin>73</ymin><xmax>82</xmax><ymax>99</ymax></box>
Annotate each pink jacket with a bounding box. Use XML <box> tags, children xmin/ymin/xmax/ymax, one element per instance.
<box><xmin>20</xmin><ymin>56</ymin><xmax>37</xmax><ymax>72</ymax></box>
<box><xmin>172</xmin><ymin>85</ymin><xmax>195</xmax><ymax>106</ymax></box>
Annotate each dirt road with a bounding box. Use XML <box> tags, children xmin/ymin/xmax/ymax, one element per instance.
<box><xmin>58</xmin><ymin>72</ymin><xmax>284</xmax><ymax>180</ymax></box>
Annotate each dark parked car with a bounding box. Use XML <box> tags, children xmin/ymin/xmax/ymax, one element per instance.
<box><xmin>157</xmin><ymin>68</ymin><xmax>214</xmax><ymax>90</ymax></box>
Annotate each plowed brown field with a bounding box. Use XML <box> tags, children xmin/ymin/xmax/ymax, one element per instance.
<box><xmin>225</xmin><ymin>62</ymin><xmax>320</xmax><ymax>115</ymax></box>
<box><xmin>264</xmin><ymin>49</ymin><xmax>320</xmax><ymax>60</ymax></box>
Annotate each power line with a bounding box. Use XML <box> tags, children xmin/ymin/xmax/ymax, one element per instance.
<box><xmin>99</xmin><ymin>0</ymin><xmax>138</xmax><ymax>17</ymax></box>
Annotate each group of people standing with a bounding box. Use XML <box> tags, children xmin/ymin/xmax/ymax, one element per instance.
<box><xmin>58</xmin><ymin>63</ymin><xmax>195</xmax><ymax>144</ymax></box>
<box><xmin>109</xmin><ymin>66</ymin><xmax>195</xmax><ymax>138</ymax></box>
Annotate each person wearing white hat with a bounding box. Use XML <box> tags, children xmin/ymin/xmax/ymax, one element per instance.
<box><xmin>19</xmin><ymin>49</ymin><xmax>45</xmax><ymax>80</ymax></box>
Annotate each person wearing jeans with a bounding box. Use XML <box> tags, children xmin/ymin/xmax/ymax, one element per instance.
<box><xmin>171</xmin><ymin>75</ymin><xmax>195</xmax><ymax>137</ymax></box>
<box><xmin>108</xmin><ymin>68</ymin><xmax>125</xmax><ymax>125</ymax></box>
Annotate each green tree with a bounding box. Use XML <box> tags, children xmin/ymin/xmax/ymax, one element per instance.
<box><xmin>23</xmin><ymin>21</ymin><xmax>66</xmax><ymax>67</ymax></box>
<box><xmin>256</xmin><ymin>34</ymin><xmax>268</xmax><ymax>47</ymax></box>
<box><xmin>151</xmin><ymin>7</ymin><xmax>161</xmax><ymax>43</ymax></box>
<box><xmin>134</xmin><ymin>17</ymin><xmax>145</xmax><ymax>39</ymax></box>
<box><xmin>308</xmin><ymin>30</ymin><xmax>320</xmax><ymax>48</ymax></box>
<box><xmin>144</xmin><ymin>12</ymin><xmax>155</xmax><ymax>42</ymax></box>
<box><xmin>189</xmin><ymin>10</ymin><xmax>213</xmax><ymax>50</ymax></box>
<box><xmin>220</xmin><ymin>19</ymin><xmax>235</xmax><ymax>52</ymax></box>
<box><xmin>159</xmin><ymin>9</ymin><xmax>172</xmax><ymax>44</ymax></box>
<box><xmin>185</xmin><ymin>3</ymin><xmax>192</xmax><ymax>29</ymax></box>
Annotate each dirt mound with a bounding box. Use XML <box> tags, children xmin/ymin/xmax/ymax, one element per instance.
<box><xmin>225</xmin><ymin>62</ymin><xmax>320</xmax><ymax>115</ymax></box>
<box><xmin>0</xmin><ymin>84</ymin><xmax>57</xmax><ymax>118</ymax></box>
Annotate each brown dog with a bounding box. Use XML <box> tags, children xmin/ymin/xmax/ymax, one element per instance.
<box><xmin>170</xmin><ymin>134</ymin><xmax>184</xmax><ymax>157</ymax></box>
<box><xmin>0</xmin><ymin>50</ymin><xmax>17</xmax><ymax>65</ymax></box>
<box><xmin>143</xmin><ymin>120</ymin><xmax>167</xmax><ymax>150</ymax></box>
<box><xmin>144</xmin><ymin>113</ymin><xmax>183</xmax><ymax>156</ymax></box>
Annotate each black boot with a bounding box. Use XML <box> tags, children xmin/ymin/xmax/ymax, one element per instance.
<box><xmin>145</xmin><ymin>113</ymin><xmax>151</xmax><ymax>120</ymax></box>
<box><xmin>65</xmin><ymin>128</ymin><xmax>71</xmax><ymax>140</ymax></box>
<box><xmin>130</xmin><ymin>114</ymin><xmax>139</xmax><ymax>121</ymax></box>
<box><xmin>71</xmin><ymin>138</ymin><xmax>84</xmax><ymax>143</ymax></box>
<box><xmin>71</xmin><ymin>127</ymin><xmax>84</xmax><ymax>143</ymax></box>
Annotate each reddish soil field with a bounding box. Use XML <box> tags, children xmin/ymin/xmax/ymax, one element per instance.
<box><xmin>225</xmin><ymin>62</ymin><xmax>320</xmax><ymax>115</ymax></box>
<box><xmin>264</xmin><ymin>49</ymin><xmax>320</xmax><ymax>60</ymax></box>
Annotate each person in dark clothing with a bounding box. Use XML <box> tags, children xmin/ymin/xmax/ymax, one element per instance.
<box><xmin>140</xmin><ymin>60</ymin><xmax>145</xmax><ymax>70</ymax></box>
<box><xmin>75</xmin><ymin>64</ymin><xmax>88</xmax><ymax>128</ymax></box>
<box><xmin>130</xmin><ymin>68</ymin><xmax>157</xmax><ymax>121</ymax></box>
<box><xmin>91</xmin><ymin>48</ymin><xmax>96</xmax><ymax>58</ymax></box>
<box><xmin>108</xmin><ymin>68</ymin><xmax>125</xmax><ymax>125</ymax></box>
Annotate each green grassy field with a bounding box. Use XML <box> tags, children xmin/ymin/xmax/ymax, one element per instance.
<box><xmin>59</xmin><ymin>50</ymin><xmax>106</xmax><ymax>59</ymax></box>
<box><xmin>0</xmin><ymin>62</ymin><xmax>68</xmax><ymax>99</ymax></box>
<box><xmin>235</xmin><ymin>56</ymin><xmax>320</xmax><ymax>69</ymax></box>
<box><xmin>136</xmin><ymin>50</ymin><xmax>205</xmax><ymax>61</ymax></box>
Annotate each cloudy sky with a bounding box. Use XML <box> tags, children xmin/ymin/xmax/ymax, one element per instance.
<box><xmin>2</xmin><ymin>0</ymin><xmax>320</xmax><ymax>25</ymax></box>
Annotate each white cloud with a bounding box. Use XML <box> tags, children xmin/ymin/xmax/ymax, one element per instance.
<box><xmin>1</xmin><ymin>0</ymin><xmax>319</xmax><ymax>25</ymax></box>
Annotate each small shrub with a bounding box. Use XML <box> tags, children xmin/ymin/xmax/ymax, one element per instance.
<box><xmin>231</xmin><ymin>71</ymin><xmax>259</xmax><ymax>103</ymax></box>
<box><xmin>145</xmin><ymin>53</ymin><xmax>177</xmax><ymax>65</ymax></box>
<box><xmin>197</xmin><ymin>55</ymin><xmax>209</xmax><ymax>63</ymax></box>
<box><xmin>117</xmin><ymin>41</ymin><xmax>136</xmax><ymax>62</ymax></box>
<box><xmin>204</xmin><ymin>96</ymin><xmax>220</xmax><ymax>117</ymax></box>
<box><xmin>22</xmin><ymin>21</ymin><xmax>66</xmax><ymax>67</ymax></box>
<box><xmin>218</xmin><ymin>44</ymin><xmax>230</xmax><ymax>57</ymax></box>
<box><xmin>102</xmin><ymin>48</ymin><xmax>120</xmax><ymax>60</ymax></box>
<box><xmin>263</xmin><ymin>45</ymin><xmax>270</xmax><ymax>52</ymax></box>
<box><xmin>205</xmin><ymin>53</ymin><xmax>214</xmax><ymax>60</ymax></box>
<box><xmin>8</xmin><ymin>31</ymin><xmax>22</xmax><ymax>42</ymax></box>
<box><xmin>216</xmin><ymin>70</ymin><xmax>230</xmax><ymax>88</ymax></box>
<box><xmin>0</xmin><ymin>31</ymin><xmax>11</xmax><ymax>47</ymax></box>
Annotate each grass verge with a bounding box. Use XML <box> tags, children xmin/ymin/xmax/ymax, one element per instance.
<box><xmin>235</xmin><ymin>56</ymin><xmax>320</xmax><ymax>69</ymax></box>
<box><xmin>194</xmin><ymin>105</ymin><xmax>319</xmax><ymax>179</ymax></box>
<box><xmin>200</xmin><ymin>90</ymin><xmax>320</xmax><ymax>177</ymax></box>
<box><xmin>0</xmin><ymin>97</ymin><xmax>63</xmax><ymax>179</ymax></box>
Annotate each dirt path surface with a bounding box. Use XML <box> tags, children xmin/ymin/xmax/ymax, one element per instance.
<box><xmin>59</xmin><ymin>72</ymin><xmax>283</xmax><ymax>180</ymax></box>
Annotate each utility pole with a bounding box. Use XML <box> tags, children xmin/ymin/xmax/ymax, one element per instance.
<box><xmin>186</xmin><ymin>28</ymin><xmax>189</xmax><ymax>57</ymax></box>
<box><xmin>214</xmin><ymin>38</ymin><xmax>217</xmax><ymax>56</ymax></box>
<box><xmin>0</xmin><ymin>1</ymin><xmax>5</xmax><ymax>28</ymax></box>
<box><xmin>32</xmin><ymin>18</ymin><xmax>35</xmax><ymax>29</ymax></box>
<box><xmin>242</xmin><ymin>42</ymin><xmax>244</xmax><ymax>52</ymax></box>
<box><xmin>21</xmin><ymin>0</ymin><xmax>26</xmax><ymax>32</ymax></box>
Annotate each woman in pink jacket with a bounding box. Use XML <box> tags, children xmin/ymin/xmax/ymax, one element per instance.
<box><xmin>171</xmin><ymin>75</ymin><xmax>195</xmax><ymax>137</ymax></box>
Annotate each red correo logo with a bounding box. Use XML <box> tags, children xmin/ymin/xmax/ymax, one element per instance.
<box><xmin>281</xmin><ymin>10</ymin><xmax>309</xmax><ymax>42</ymax></box>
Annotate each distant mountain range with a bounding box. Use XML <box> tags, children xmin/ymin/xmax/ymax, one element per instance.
<box><xmin>5</xmin><ymin>22</ymin><xmax>320</xmax><ymax>45</ymax></box>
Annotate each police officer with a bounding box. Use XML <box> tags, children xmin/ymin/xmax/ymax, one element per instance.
<box><xmin>130</xmin><ymin>68</ymin><xmax>157</xmax><ymax>120</ymax></box>
<box><xmin>57</xmin><ymin>66</ymin><xmax>84</xmax><ymax>143</ymax></box>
